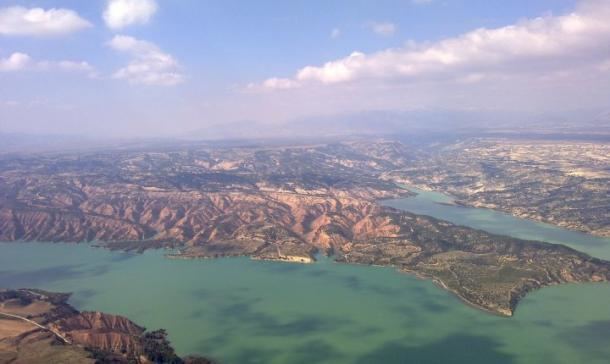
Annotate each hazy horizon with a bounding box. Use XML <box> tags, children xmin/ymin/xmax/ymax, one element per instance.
<box><xmin>1</xmin><ymin>0</ymin><xmax>610</xmax><ymax>138</ymax></box>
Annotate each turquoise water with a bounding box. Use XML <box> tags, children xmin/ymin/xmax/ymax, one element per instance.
<box><xmin>1</xmin><ymin>189</ymin><xmax>610</xmax><ymax>363</ymax></box>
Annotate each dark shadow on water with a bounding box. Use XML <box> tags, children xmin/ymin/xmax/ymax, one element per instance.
<box><xmin>343</xmin><ymin>275</ymin><xmax>364</xmax><ymax>291</ymax></box>
<box><xmin>228</xmin><ymin>346</ymin><xmax>281</xmax><ymax>364</ymax></box>
<box><xmin>262</xmin><ymin>262</ymin><xmax>303</xmax><ymax>273</ymax></box>
<box><xmin>194</xmin><ymin>293</ymin><xmax>352</xmax><ymax>358</ymax></box>
<box><xmin>531</xmin><ymin>319</ymin><xmax>554</xmax><ymax>328</ymax></box>
<box><xmin>558</xmin><ymin>320</ymin><xmax>610</xmax><ymax>360</ymax></box>
<box><xmin>69</xmin><ymin>288</ymin><xmax>97</xmax><ymax>307</ymax></box>
<box><xmin>218</xmin><ymin>302</ymin><xmax>254</xmax><ymax>317</ymax></box>
<box><xmin>198</xmin><ymin>333</ymin><xmax>231</xmax><ymax>350</ymax></box>
<box><xmin>109</xmin><ymin>252</ymin><xmax>137</xmax><ymax>262</ymax></box>
<box><xmin>0</xmin><ymin>264</ymin><xmax>109</xmax><ymax>287</ymax></box>
<box><xmin>340</xmin><ymin>274</ymin><xmax>404</xmax><ymax>298</ymax></box>
<box><xmin>191</xmin><ymin>288</ymin><xmax>211</xmax><ymax>299</ymax></box>
<box><xmin>88</xmin><ymin>265</ymin><xmax>111</xmax><ymax>276</ymax></box>
<box><xmin>346</xmin><ymin>325</ymin><xmax>383</xmax><ymax>338</ymax></box>
<box><xmin>189</xmin><ymin>309</ymin><xmax>205</xmax><ymax>319</ymax></box>
<box><xmin>421</xmin><ymin>299</ymin><xmax>449</xmax><ymax>313</ymax></box>
<box><xmin>291</xmin><ymin>339</ymin><xmax>345</xmax><ymax>364</ymax></box>
<box><xmin>305</xmin><ymin>269</ymin><xmax>329</xmax><ymax>277</ymax></box>
<box><xmin>210</xmin><ymin>296</ymin><xmax>351</xmax><ymax>338</ymax></box>
<box><xmin>355</xmin><ymin>334</ymin><xmax>514</xmax><ymax>364</ymax></box>
<box><xmin>407</xmin><ymin>285</ymin><xmax>430</xmax><ymax>295</ymax></box>
<box><xmin>252</xmin><ymin>316</ymin><xmax>348</xmax><ymax>337</ymax></box>
<box><xmin>190</xmin><ymin>287</ymin><xmax>257</xmax><ymax>306</ymax></box>
<box><xmin>390</xmin><ymin>304</ymin><xmax>429</xmax><ymax>327</ymax></box>
<box><xmin>367</xmin><ymin>284</ymin><xmax>402</xmax><ymax>296</ymax></box>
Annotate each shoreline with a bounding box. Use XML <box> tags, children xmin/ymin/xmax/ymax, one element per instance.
<box><xmin>391</xmin><ymin>182</ymin><xmax>610</xmax><ymax>239</ymax></box>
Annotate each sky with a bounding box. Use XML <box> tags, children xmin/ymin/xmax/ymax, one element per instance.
<box><xmin>0</xmin><ymin>0</ymin><xmax>609</xmax><ymax>138</ymax></box>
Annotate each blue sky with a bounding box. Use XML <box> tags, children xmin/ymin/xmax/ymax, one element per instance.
<box><xmin>1</xmin><ymin>0</ymin><xmax>609</xmax><ymax>137</ymax></box>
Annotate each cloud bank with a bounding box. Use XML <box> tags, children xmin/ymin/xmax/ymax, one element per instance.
<box><xmin>0</xmin><ymin>6</ymin><xmax>91</xmax><ymax>36</ymax></box>
<box><xmin>260</xmin><ymin>0</ymin><xmax>610</xmax><ymax>89</ymax></box>
<box><xmin>0</xmin><ymin>52</ymin><xmax>96</xmax><ymax>77</ymax></box>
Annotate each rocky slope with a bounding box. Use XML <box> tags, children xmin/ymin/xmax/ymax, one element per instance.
<box><xmin>52</xmin><ymin>311</ymin><xmax>146</xmax><ymax>354</ymax></box>
<box><xmin>0</xmin><ymin>289</ymin><xmax>213</xmax><ymax>364</ymax></box>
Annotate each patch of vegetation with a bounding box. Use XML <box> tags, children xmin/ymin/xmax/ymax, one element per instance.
<box><xmin>142</xmin><ymin>329</ymin><xmax>184</xmax><ymax>364</ymax></box>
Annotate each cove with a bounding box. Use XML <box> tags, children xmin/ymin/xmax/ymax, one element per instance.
<box><xmin>1</xmin><ymin>188</ymin><xmax>610</xmax><ymax>363</ymax></box>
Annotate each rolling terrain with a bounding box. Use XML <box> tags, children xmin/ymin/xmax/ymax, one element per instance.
<box><xmin>1</xmin><ymin>139</ymin><xmax>609</xmax><ymax>316</ymax></box>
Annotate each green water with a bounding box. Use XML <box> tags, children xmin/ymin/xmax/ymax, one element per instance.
<box><xmin>1</xmin><ymin>189</ymin><xmax>610</xmax><ymax>363</ymax></box>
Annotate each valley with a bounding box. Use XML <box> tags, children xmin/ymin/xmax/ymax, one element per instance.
<box><xmin>1</xmin><ymin>139</ymin><xmax>609</xmax><ymax>316</ymax></box>
<box><xmin>383</xmin><ymin>138</ymin><xmax>610</xmax><ymax>237</ymax></box>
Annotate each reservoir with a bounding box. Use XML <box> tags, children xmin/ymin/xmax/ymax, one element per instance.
<box><xmin>384</xmin><ymin>186</ymin><xmax>610</xmax><ymax>260</ymax></box>
<box><xmin>1</xmin><ymin>187</ymin><xmax>610</xmax><ymax>364</ymax></box>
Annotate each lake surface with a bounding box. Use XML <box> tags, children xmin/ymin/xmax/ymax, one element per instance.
<box><xmin>1</xmin><ymin>188</ymin><xmax>610</xmax><ymax>364</ymax></box>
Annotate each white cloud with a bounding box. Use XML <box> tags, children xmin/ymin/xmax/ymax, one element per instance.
<box><xmin>0</xmin><ymin>6</ymin><xmax>91</xmax><ymax>36</ymax></box>
<box><xmin>331</xmin><ymin>28</ymin><xmax>341</xmax><ymax>39</ymax></box>
<box><xmin>368</xmin><ymin>22</ymin><xmax>396</xmax><ymax>36</ymax></box>
<box><xmin>103</xmin><ymin>0</ymin><xmax>158</xmax><ymax>29</ymax></box>
<box><xmin>0</xmin><ymin>52</ymin><xmax>31</xmax><ymax>71</ymax></box>
<box><xmin>41</xmin><ymin>60</ymin><xmax>98</xmax><ymax>78</ymax></box>
<box><xmin>296</xmin><ymin>51</ymin><xmax>366</xmax><ymax>84</ymax></box>
<box><xmin>0</xmin><ymin>52</ymin><xmax>97</xmax><ymax>77</ymax></box>
<box><xmin>262</xmin><ymin>78</ymin><xmax>300</xmax><ymax>90</ymax></box>
<box><xmin>412</xmin><ymin>0</ymin><xmax>433</xmax><ymax>5</ymax></box>
<box><xmin>57</xmin><ymin>61</ymin><xmax>96</xmax><ymax>73</ymax></box>
<box><xmin>260</xmin><ymin>0</ymin><xmax>610</xmax><ymax>89</ymax></box>
<box><xmin>108</xmin><ymin>35</ymin><xmax>184</xmax><ymax>86</ymax></box>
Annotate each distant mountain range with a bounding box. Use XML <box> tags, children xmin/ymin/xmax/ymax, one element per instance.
<box><xmin>1</xmin><ymin>109</ymin><xmax>609</xmax><ymax>153</ymax></box>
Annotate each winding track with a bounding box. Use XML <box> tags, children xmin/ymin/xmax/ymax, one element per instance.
<box><xmin>0</xmin><ymin>311</ymin><xmax>71</xmax><ymax>344</ymax></box>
